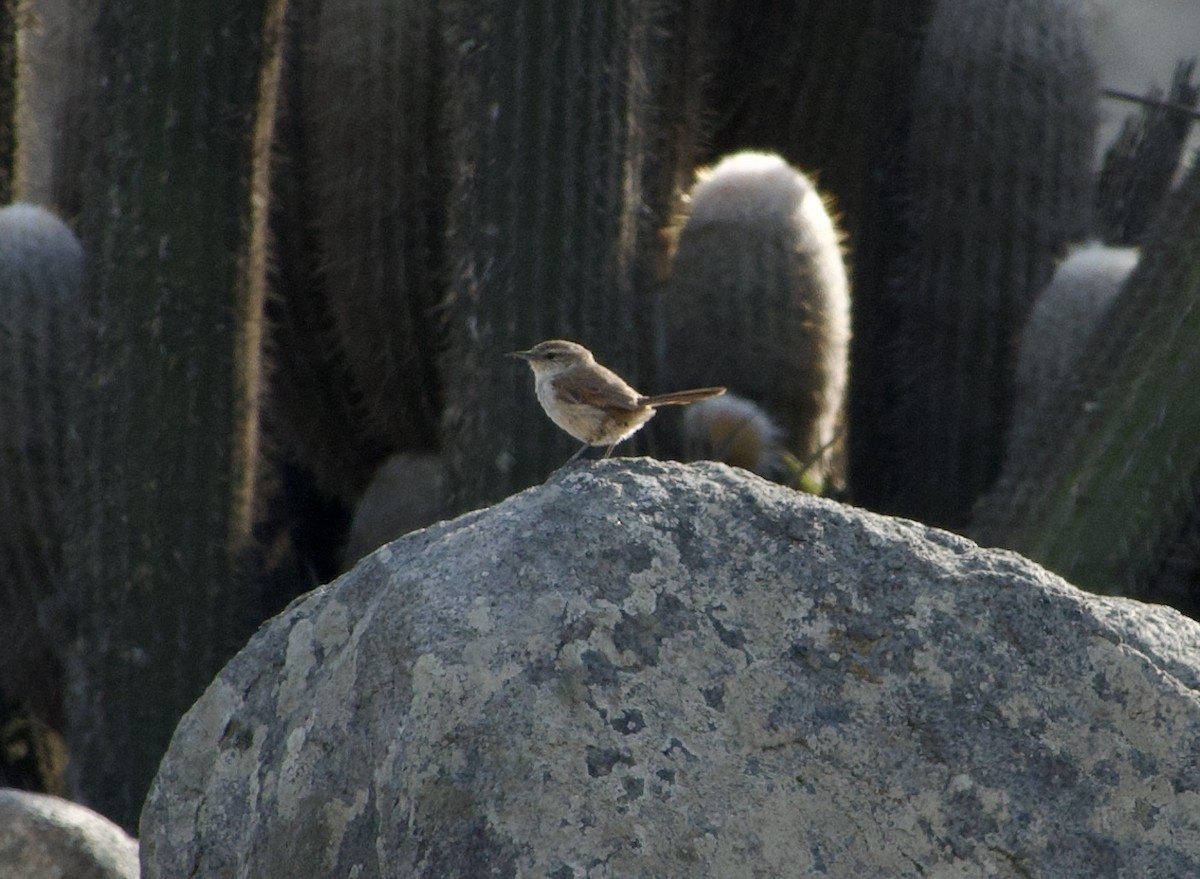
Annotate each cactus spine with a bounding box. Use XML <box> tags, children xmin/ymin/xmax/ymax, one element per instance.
<box><xmin>66</xmin><ymin>0</ymin><xmax>285</xmax><ymax>831</ymax></box>
<box><xmin>661</xmin><ymin>152</ymin><xmax>850</xmax><ymax>489</ymax></box>
<box><xmin>883</xmin><ymin>0</ymin><xmax>1097</xmax><ymax>527</ymax></box>
<box><xmin>0</xmin><ymin>203</ymin><xmax>83</xmax><ymax>739</ymax></box>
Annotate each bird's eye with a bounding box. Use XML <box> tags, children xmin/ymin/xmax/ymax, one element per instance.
<box><xmin>544</xmin><ymin>352</ymin><xmax>557</xmax><ymax>360</ymax></box>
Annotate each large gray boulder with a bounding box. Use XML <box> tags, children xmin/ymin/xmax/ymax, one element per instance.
<box><xmin>141</xmin><ymin>460</ymin><xmax>1200</xmax><ymax>877</ymax></box>
<box><xmin>0</xmin><ymin>790</ymin><xmax>139</xmax><ymax>879</ymax></box>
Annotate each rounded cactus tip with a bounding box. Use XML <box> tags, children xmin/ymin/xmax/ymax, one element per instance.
<box><xmin>0</xmin><ymin>203</ymin><xmax>84</xmax><ymax>270</ymax></box>
<box><xmin>1025</xmin><ymin>240</ymin><xmax>1140</xmax><ymax>345</ymax></box>
<box><xmin>682</xmin><ymin>392</ymin><xmax>786</xmax><ymax>477</ymax></box>
<box><xmin>683</xmin><ymin>151</ymin><xmax>838</xmax><ymax>234</ymax></box>
<box><xmin>1051</xmin><ymin>241</ymin><xmax>1140</xmax><ymax>286</ymax></box>
<box><xmin>1016</xmin><ymin>240</ymin><xmax>1139</xmax><ymax>391</ymax></box>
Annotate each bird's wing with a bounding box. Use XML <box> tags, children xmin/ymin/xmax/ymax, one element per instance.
<box><xmin>552</xmin><ymin>369</ymin><xmax>641</xmax><ymax>411</ymax></box>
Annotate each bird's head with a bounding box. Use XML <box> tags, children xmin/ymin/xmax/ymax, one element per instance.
<box><xmin>506</xmin><ymin>339</ymin><xmax>594</xmax><ymax>377</ymax></box>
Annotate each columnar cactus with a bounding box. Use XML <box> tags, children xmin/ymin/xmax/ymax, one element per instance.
<box><xmin>703</xmin><ymin>0</ymin><xmax>937</xmax><ymax>231</ymax></box>
<box><xmin>438</xmin><ymin>0</ymin><xmax>706</xmax><ymax>511</ymax></box>
<box><xmin>263</xmin><ymin>0</ymin><xmax>404</xmax><ymax>503</ymax></box>
<box><xmin>972</xmin><ymin>158</ymin><xmax>1200</xmax><ymax>601</ymax></box>
<box><xmin>660</xmin><ymin>151</ymin><xmax>851</xmax><ymax>489</ymax></box>
<box><xmin>65</xmin><ymin>0</ymin><xmax>285</xmax><ymax>831</ymax></box>
<box><xmin>302</xmin><ymin>0</ymin><xmax>444</xmax><ymax>455</ymax></box>
<box><xmin>884</xmin><ymin>0</ymin><xmax>1097</xmax><ymax>526</ymax></box>
<box><xmin>1096</xmin><ymin>59</ymin><xmax>1199</xmax><ymax>246</ymax></box>
<box><xmin>697</xmin><ymin>1</ymin><xmax>941</xmax><ymax>508</ymax></box>
<box><xmin>0</xmin><ymin>203</ymin><xmax>83</xmax><ymax>739</ymax></box>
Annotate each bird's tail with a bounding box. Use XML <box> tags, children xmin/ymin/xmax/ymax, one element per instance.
<box><xmin>639</xmin><ymin>386</ymin><xmax>726</xmax><ymax>407</ymax></box>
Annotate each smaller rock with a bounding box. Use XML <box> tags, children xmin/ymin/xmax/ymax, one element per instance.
<box><xmin>0</xmin><ymin>790</ymin><xmax>139</xmax><ymax>879</ymax></box>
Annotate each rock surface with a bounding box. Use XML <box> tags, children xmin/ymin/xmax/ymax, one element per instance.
<box><xmin>0</xmin><ymin>790</ymin><xmax>139</xmax><ymax>879</ymax></box>
<box><xmin>141</xmin><ymin>460</ymin><xmax>1200</xmax><ymax>877</ymax></box>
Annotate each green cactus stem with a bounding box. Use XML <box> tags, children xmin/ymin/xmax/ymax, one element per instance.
<box><xmin>65</xmin><ymin>0</ymin><xmax>285</xmax><ymax>832</ymax></box>
<box><xmin>1001</xmin><ymin>243</ymin><xmax>1138</xmax><ymax>488</ymax></box>
<box><xmin>0</xmin><ymin>203</ymin><xmax>83</xmax><ymax>740</ymax></box>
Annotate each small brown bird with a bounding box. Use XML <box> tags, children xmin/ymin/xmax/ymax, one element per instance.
<box><xmin>507</xmin><ymin>339</ymin><xmax>726</xmax><ymax>466</ymax></box>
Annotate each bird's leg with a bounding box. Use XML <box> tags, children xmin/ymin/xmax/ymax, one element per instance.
<box><xmin>562</xmin><ymin>441</ymin><xmax>592</xmax><ymax>467</ymax></box>
<box><xmin>602</xmin><ymin>443</ymin><xmax>617</xmax><ymax>460</ymax></box>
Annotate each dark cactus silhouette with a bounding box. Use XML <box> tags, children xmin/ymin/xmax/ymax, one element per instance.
<box><xmin>883</xmin><ymin>0</ymin><xmax>1097</xmax><ymax>527</ymax></box>
<box><xmin>65</xmin><ymin>0</ymin><xmax>286</xmax><ymax>832</ymax></box>
<box><xmin>661</xmin><ymin>152</ymin><xmax>850</xmax><ymax>489</ymax></box>
<box><xmin>439</xmin><ymin>0</ymin><xmax>706</xmax><ymax>512</ymax></box>
<box><xmin>264</xmin><ymin>0</ymin><xmax>442</xmax><ymax>508</ymax></box>
<box><xmin>301</xmin><ymin>0</ymin><xmax>444</xmax><ymax>463</ymax></box>
<box><xmin>1096</xmin><ymin>59</ymin><xmax>1199</xmax><ymax>246</ymax></box>
<box><xmin>0</xmin><ymin>203</ymin><xmax>83</xmax><ymax>743</ymax></box>
<box><xmin>703</xmin><ymin>0</ymin><xmax>937</xmax><ymax>234</ymax></box>
<box><xmin>263</xmin><ymin>0</ymin><xmax>391</xmax><ymax>510</ymax></box>
<box><xmin>972</xmin><ymin>158</ymin><xmax>1200</xmax><ymax>604</ymax></box>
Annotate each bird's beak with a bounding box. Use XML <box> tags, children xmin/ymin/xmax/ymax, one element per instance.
<box><xmin>506</xmin><ymin>349</ymin><xmax>532</xmax><ymax>360</ymax></box>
